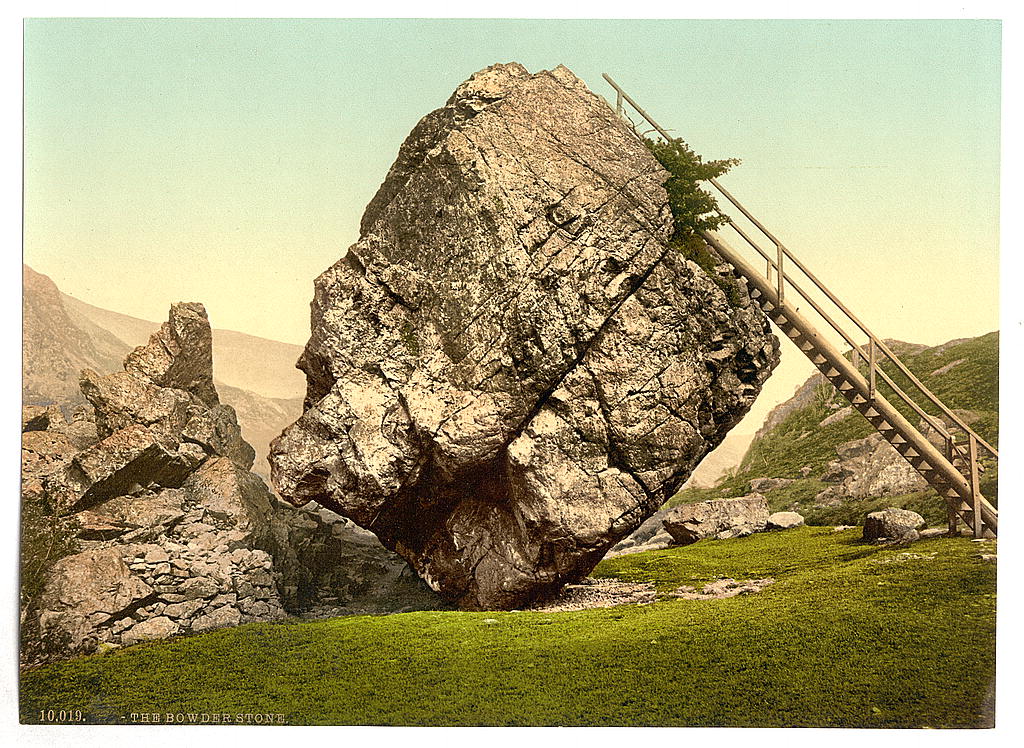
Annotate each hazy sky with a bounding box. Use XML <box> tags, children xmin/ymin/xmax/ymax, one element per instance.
<box><xmin>23</xmin><ymin>19</ymin><xmax>1001</xmax><ymax>430</ymax></box>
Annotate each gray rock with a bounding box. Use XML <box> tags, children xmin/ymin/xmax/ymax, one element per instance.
<box><xmin>919</xmin><ymin>528</ymin><xmax>949</xmax><ymax>539</ymax></box>
<box><xmin>123</xmin><ymin>302</ymin><xmax>220</xmax><ymax>409</ymax></box>
<box><xmin>121</xmin><ymin>616</ymin><xmax>179</xmax><ymax>646</ymax></box>
<box><xmin>863</xmin><ymin>507</ymin><xmax>926</xmax><ymax>543</ymax></box>
<box><xmin>37</xmin><ymin>547</ymin><xmax>156</xmax><ymax>652</ymax></box>
<box><xmin>662</xmin><ymin>494</ymin><xmax>770</xmax><ymax>546</ymax></box>
<box><xmin>184</xmin><ymin>457</ymin><xmax>272</xmax><ymax>540</ymax></box>
<box><xmin>179</xmin><ymin>577</ymin><xmax>220</xmax><ymax>601</ymax></box>
<box><xmin>766</xmin><ymin>511</ymin><xmax>805</xmax><ymax>530</ymax></box>
<box><xmin>610</xmin><ymin>507</ymin><xmax>672</xmax><ymax>552</ymax></box>
<box><xmin>269</xmin><ymin>63</ymin><xmax>779</xmax><ymax>611</ymax></box>
<box><xmin>815</xmin><ymin>433</ymin><xmax>928</xmax><ymax>506</ymax></box>
<box><xmin>749</xmin><ymin>477</ymin><xmax>793</xmax><ymax>493</ymax></box>
<box><xmin>80</xmin><ymin>489</ymin><xmax>186</xmax><ymax>538</ymax></box>
<box><xmin>162</xmin><ymin>600</ymin><xmax>204</xmax><ymax>619</ymax></box>
<box><xmin>44</xmin><ymin>424</ymin><xmax>194</xmax><ymax>513</ymax></box>
<box><xmin>191</xmin><ymin>605</ymin><xmax>242</xmax><ymax>633</ymax></box>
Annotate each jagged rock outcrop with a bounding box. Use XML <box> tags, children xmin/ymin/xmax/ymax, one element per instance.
<box><xmin>662</xmin><ymin>494</ymin><xmax>770</xmax><ymax>545</ymax></box>
<box><xmin>21</xmin><ymin>303</ymin><xmax>441</xmax><ymax>667</ymax></box>
<box><xmin>23</xmin><ymin>264</ymin><xmax>305</xmax><ymax>482</ymax></box>
<box><xmin>270</xmin><ymin>63</ymin><xmax>779</xmax><ymax>610</ymax></box>
<box><xmin>814</xmin><ymin>433</ymin><xmax>928</xmax><ymax>507</ymax></box>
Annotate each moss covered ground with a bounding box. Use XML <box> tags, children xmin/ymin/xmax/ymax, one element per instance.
<box><xmin>20</xmin><ymin>527</ymin><xmax>995</xmax><ymax>727</ymax></box>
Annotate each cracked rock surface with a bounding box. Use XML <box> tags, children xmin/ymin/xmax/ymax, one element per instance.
<box><xmin>271</xmin><ymin>63</ymin><xmax>779</xmax><ymax>610</ymax></box>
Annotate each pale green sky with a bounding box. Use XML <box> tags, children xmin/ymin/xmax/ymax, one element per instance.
<box><xmin>23</xmin><ymin>19</ymin><xmax>1001</xmax><ymax>429</ymax></box>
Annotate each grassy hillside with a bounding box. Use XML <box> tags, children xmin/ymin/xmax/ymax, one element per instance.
<box><xmin>667</xmin><ymin>333</ymin><xmax>998</xmax><ymax>525</ymax></box>
<box><xmin>20</xmin><ymin>528</ymin><xmax>995</xmax><ymax>727</ymax></box>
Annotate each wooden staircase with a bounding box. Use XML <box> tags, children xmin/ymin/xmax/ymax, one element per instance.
<box><xmin>603</xmin><ymin>74</ymin><xmax>998</xmax><ymax>538</ymax></box>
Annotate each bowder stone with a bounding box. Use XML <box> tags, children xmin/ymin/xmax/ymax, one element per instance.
<box><xmin>270</xmin><ymin>63</ymin><xmax>779</xmax><ymax>610</ymax></box>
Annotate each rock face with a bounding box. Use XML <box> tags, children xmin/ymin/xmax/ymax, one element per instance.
<box><xmin>662</xmin><ymin>495</ymin><xmax>770</xmax><ymax>545</ymax></box>
<box><xmin>21</xmin><ymin>303</ymin><xmax>441</xmax><ymax>667</ymax></box>
<box><xmin>862</xmin><ymin>507</ymin><xmax>925</xmax><ymax>543</ymax></box>
<box><xmin>270</xmin><ymin>63</ymin><xmax>779</xmax><ymax>610</ymax></box>
<box><xmin>815</xmin><ymin>433</ymin><xmax>928</xmax><ymax>506</ymax></box>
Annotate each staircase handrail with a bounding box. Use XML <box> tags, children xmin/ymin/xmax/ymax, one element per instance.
<box><xmin>601</xmin><ymin>73</ymin><xmax>998</xmax><ymax>465</ymax></box>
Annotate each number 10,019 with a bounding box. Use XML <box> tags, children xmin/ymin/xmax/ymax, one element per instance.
<box><xmin>38</xmin><ymin>709</ymin><xmax>84</xmax><ymax>722</ymax></box>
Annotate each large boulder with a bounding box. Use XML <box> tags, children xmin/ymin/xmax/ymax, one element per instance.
<box><xmin>662</xmin><ymin>494</ymin><xmax>770</xmax><ymax>545</ymax></box>
<box><xmin>270</xmin><ymin>63</ymin><xmax>779</xmax><ymax>610</ymax></box>
<box><xmin>863</xmin><ymin>507</ymin><xmax>925</xmax><ymax>543</ymax></box>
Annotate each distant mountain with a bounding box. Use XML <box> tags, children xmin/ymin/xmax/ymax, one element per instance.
<box><xmin>667</xmin><ymin>332</ymin><xmax>999</xmax><ymax>526</ymax></box>
<box><xmin>23</xmin><ymin>266</ymin><xmax>125</xmax><ymax>406</ymax></box>
<box><xmin>22</xmin><ymin>265</ymin><xmax>305</xmax><ymax>480</ymax></box>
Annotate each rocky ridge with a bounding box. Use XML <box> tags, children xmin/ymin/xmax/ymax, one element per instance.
<box><xmin>21</xmin><ymin>303</ymin><xmax>440</xmax><ymax>667</ymax></box>
<box><xmin>22</xmin><ymin>264</ymin><xmax>304</xmax><ymax>480</ymax></box>
<box><xmin>271</xmin><ymin>63</ymin><xmax>779</xmax><ymax>610</ymax></box>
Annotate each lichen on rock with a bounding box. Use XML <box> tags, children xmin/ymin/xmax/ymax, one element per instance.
<box><xmin>271</xmin><ymin>63</ymin><xmax>779</xmax><ymax>610</ymax></box>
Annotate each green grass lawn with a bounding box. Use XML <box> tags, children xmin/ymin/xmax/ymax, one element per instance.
<box><xmin>19</xmin><ymin>527</ymin><xmax>996</xmax><ymax>727</ymax></box>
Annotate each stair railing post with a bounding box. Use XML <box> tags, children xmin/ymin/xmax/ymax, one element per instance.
<box><xmin>616</xmin><ymin>90</ymin><xmax>623</xmax><ymax>117</ymax></box>
<box><xmin>969</xmin><ymin>434</ymin><xmax>982</xmax><ymax>537</ymax></box>
<box><xmin>868</xmin><ymin>339</ymin><xmax>876</xmax><ymax>401</ymax></box>
<box><xmin>776</xmin><ymin>242</ymin><xmax>784</xmax><ymax>308</ymax></box>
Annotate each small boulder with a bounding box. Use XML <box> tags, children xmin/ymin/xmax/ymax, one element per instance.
<box><xmin>662</xmin><ymin>494</ymin><xmax>769</xmax><ymax>546</ymax></box>
<box><xmin>767</xmin><ymin>511</ymin><xmax>805</xmax><ymax>531</ymax></box>
<box><xmin>749</xmin><ymin>477</ymin><xmax>793</xmax><ymax>493</ymax></box>
<box><xmin>191</xmin><ymin>605</ymin><xmax>243</xmax><ymax>633</ymax></box>
<box><xmin>863</xmin><ymin>507</ymin><xmax>925</xmax><ymax>543</ymax></box>
<box><xmin>121</xmin><ymin>616</ymin><xmax>179</xmax><ymax>646</ymax></box>
<box><xmin>38</xmin><ymin>547</ymin><xmax>156</xmax><ymax>651</ymax></box>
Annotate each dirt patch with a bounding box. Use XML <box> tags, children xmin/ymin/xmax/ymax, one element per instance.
<box><xmin>669</xmin><ymin>577</ymin><xmax>775</xmax><ymax>600</ymax></box>
<box><xmin>527</xmin><ymin>578</ymin><xmax>658</xmax><ymax>612</ymax></box>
